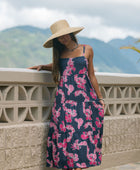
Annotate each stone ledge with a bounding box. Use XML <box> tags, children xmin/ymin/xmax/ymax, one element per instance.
<box><xmin>0</xmin><ymin>68</ymin><xmax>140</xmax><ymax>84</ymax></box>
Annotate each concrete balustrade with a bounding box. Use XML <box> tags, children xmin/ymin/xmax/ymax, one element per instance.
<box><xmin>0</xmin><ymin>68</ymin><xmax>140</xmax><ymax>170</ymax></box>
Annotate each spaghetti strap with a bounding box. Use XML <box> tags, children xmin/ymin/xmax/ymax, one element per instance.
<box><xmin>83</xmin><ymin>44</ymin><xmax>86</xmax><ymax>56</ymax></box>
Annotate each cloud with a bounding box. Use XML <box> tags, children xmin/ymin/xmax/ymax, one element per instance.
<box><xmin>0</xmin><ymin>0</ymin><xmax>140</xmax><ymax>42</ymax></box>
<box><xmin>0</xmin><ymin>2</ymin><xmax>15</xmax><ymax>30</ymax></box>
<box><xmin>105</xmin><ymin>0</ymin><xmax>140</xmax><ymax>6</ymax></box>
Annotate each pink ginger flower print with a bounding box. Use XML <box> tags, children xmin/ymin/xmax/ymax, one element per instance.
<box><xmin>65</xmin><ymin>100</ymin><xmax>77</xmax><ymax>106</ymax></box>
<box><xmin>64</xmin><ymin>106</ymin><xmax>77</xmax><ymax>117</ymax></box>
<box><xmin>74</xmin><ymin>74</ymin><xmax>86</xmax><ymax>90</ymax></box>
<box><xmin>64</xmin><ymin>166</ymin><xmax>68</xmax><ymax>169</ymax></box>
<box><xmin>89</xmin><ymin>159</ymin><xmax>97</xmax><ymax>166</ymax></box>
<box><xmin>73</xmin><ymin>153</ymin><xmax>79</xmax><ymax>161</ymax></box>
<box><xmin>68</xmin><ymin>59</ymin><xmax>76</xmax><ymax>70</ymax></box>
<box><xmin>88</xmin><ymin>153</ymin><xmax>97</xmax><ymax>161</ymax></box>
<box><xmin>49</xmin><ymin>122</ymin><xmax>57</xmax><ymax>131</ymax></box>
<box><xmin>85</xmin><ymin>110</ymin><xmax>92</xmax><ymax>120</ymax></box>
<box><xmin>79</xmin><ymin>67</ymin><xmax>87</xmax><ymax>74</ymax></box>
<box><xmin>84</xmin><ymin>122</ymin><xmax>92</xmax><ymax>129</ymax></box>
<box><xmin>65</xmin><ymin>84</ymin><xmax>74</xmax><ymax>95</ymax></box>
<box><xmin>58</xmin><ymin>138</ymin><xmax>67</xmax><ymax>148</ymax></box>
<box><xmin>94</xmin><ymin>138</ymin><xmax>98</xmax><ymax>145</ymax></box>
<box><xmin>47</xmin><ymin>159</ymin><xmax>53</xmax><ymax>166</ymax></box>
<box><xmin>94</xmin><ymin>133</ymin><xmax>100</xmax><ymax>139</ymax></box>
<box><xmin>65</xmin><ymin>112</ymin><xmax>72</xmax><ymax>123</ymax></box>
<box><xmin>57</xmin><ymin>89</ymin><xmax>66</xmax><ymax>103</ymax></box>
<box><xmin>92</xmin><ymin>126</ymin><xmax>96</xmax><ymax>131</ymax></box>
<box><xmin>52</xmin><ymin>132</ymin><xmax>57</xmax><ymax>139</ymax></box>
<box><xmin>74</xmin><ymin>90</ymin><xmax>90</xmax><ymax>101</ymax></box>
<box><xmin>74</xmin><ymin>118</ymin><xmax>84</xmax><ymax>129</ymax></box>
<box><xmin>62</xmin><ymin>59</ymin><xmax>76</xmax><ymax>79</ymax></box>
<box><xmin>54</xmin><ymin>152</ymin><xmax>60</xmax><ymax>166</ymax></box>
<box><xmin>67</xmin><ymin>131</ymin><xmax>74</xmax><ymax>142</ymax></box>
<box><xmin>67</xmin><ymin>157</ymin><xmax>74</xmax><ymax>167</ymax></box>
<box><xmin>63</xmin><ymin>75</ymin><xmax>68</xmax><ymax>82</ymax></box>
<box><xmin>81</xmin><ymin>131</ymin><xmax>89</xmax><ymax>140</ymax></box>
<box><xmin>71</xmin><ymin>139</ymin><xmax>80</xmax><ymax>150</ymax></box>
<box><xmin>59</xmin><ymin>77</ymin><xmax>64</xmax><ymax>87</ymax></box>
<box><xmin>47</xmin><ymin>137</ymin><xmax>51</xmax><ymax>147</ymax></box>
<box><xmin>98</xmin><ymin>153</ymin><xmax>102</xmax><ymax>161</ymax></box>
<box><xmin>95</xmin><ymin>117</ymin><xmax>102</xmax><ymax>128</ymax></box>
<box><xmin>52</xmin><ymin>107</ymin><xmax>61</xmax><ymax>123</ymax></box>
<box><xmin>66</xmin><ymin>125</ymin><xmax>75</xmax><ymax>142</ymax></box>
<box><xmin>67</xmin><ymin>153</ymin><xmax>74</xmax><ymax>158</ymax></box>
<box><xmin>90</xmin><ymin>90</ymin><xmax>97</xmax><ymax>99</ymax></box>
<box><xmin>70</xmin><ymin>109</ymin><xmax>77</xmax><ymax>117</ymax></box>
<box><xmin>99</xmin><ymin>109</ymin><xmax>104</xmax><ymax>117</ymax></box>
<box><xmin>76</xmin><ymin>163</ymin><xmax>87</xmax><ymax>168</ymax></box>
<box><xmin>83</xmin><ymin>104</ymin><xmax>92</xmax><ymax>120</ymax></box>
<box><xmin>91</xmin><ymin>100</ymin><xmax>100</xmax><ymax>109</ymax></box>
<box><xmin>60</xmin><ymin>121</ymin><xmax>66</xmax><ymax>132</ymax></box>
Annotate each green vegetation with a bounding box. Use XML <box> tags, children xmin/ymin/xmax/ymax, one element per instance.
<box><xmin>0</xmin><ymin>26</ymin><xmax>52</xmax><ymax>68</ymax></box>
<box><xmin>0</xmin><ymin>26</ymin><xmax>140</xmax><ymax>74</ymax></box>
<box><xmin>120</xmin><ymin>39</ymin><xmax>140</xmax><ymax>63</ymax></box>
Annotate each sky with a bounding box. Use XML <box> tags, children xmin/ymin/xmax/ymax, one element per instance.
<box><xmin>0</xmin><ymin>0</ymin><xmax>140</xmax><ymax>42</ymax></box>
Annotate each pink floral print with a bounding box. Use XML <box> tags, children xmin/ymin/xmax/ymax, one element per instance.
<box><xmin>46</xmin><ymin>55</ymin><xmax>104</xmax><ymax>169</ymax></box>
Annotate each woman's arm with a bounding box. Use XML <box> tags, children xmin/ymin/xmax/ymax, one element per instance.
<box><xmin>28</xmin><ymin>63</ymin><xmax>53</xmax><ymax>71</ymax></box>
<box><xmin>86</xmin><ymin>45</ymin><xmax>105</xmax><ymax>107</ymax></box>
<box><xmin>42</xmin><ymin>63</ymin><xmax>53</xmax><ymax>71</ymax></box>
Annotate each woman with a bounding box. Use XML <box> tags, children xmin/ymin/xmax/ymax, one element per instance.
<box><xmin>29</xmin><ymin>19</ymin><xmax>105</xmax><ymax>170</ymax></box>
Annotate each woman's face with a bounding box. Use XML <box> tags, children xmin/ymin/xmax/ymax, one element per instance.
<box><xmin>57</xmin><ymin>34</ymin><xmax>71</xmax><ymax>46</ymax></box>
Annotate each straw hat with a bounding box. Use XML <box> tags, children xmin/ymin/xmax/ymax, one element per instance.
<box><xmin>43</xmin><ymin>19</ymin><xmax>84</xmax><ymax>48</ymax></box>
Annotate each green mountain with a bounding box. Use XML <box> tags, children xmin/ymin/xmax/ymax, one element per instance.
<box><xmin>108</xmin><ymin>36</ymin><xmax>140</xmax><ymax>64</ymax></box>
<box><xmin>0</xmin><ymin>26</ymin><xmax>140</xmax><ymax>74</ymax></box>
<box><xmin>0</xmin><ymin>26</ymin><xmax>52</xmax><ymax>67</ymax></box>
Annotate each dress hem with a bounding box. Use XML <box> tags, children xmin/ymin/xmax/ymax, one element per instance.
<box><xmin>46</xmin><ymin>162</ymin><xmax>102</xmax><ymax>169</ymax></box>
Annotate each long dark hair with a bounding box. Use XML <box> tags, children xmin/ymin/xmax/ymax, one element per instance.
<box><xmin>52</xmin><ymin>33</ymin><xmax>78</xmax><ymax>85</ymax></box>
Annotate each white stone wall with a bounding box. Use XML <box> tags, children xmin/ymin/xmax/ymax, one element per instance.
<box><xmin>0</xmin><ymin>123</ymin><xmax>49</xmax><ymax>170</ymax></box>
<box><xmin>0</xmin><ymin>68</ymin><xmax>140</xmax><ymax>170</ymax></box>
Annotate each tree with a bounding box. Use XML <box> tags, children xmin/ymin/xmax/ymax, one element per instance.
<box><xmin>120</xmin><ymin>39</ymin><xmax>140</xmax><ymax>63</ymax></box>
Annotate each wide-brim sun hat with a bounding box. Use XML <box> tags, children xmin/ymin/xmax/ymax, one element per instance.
<box><xmin>43</xmin><ymin>19</ymin><xmax>84</xmax><ymax>48</ymax></box>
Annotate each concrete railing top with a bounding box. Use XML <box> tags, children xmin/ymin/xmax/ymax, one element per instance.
<box><xmin>0</xmin><ymin>68</ymin><xmax>140</xmax><ymax>84</ymax></box>
<box><xmin>0</xmin><ymin>67</ymin><xmax>140</xmax><ymax>76</ymax></box>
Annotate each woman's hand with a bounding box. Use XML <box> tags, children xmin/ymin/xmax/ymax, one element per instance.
<box><xmin>28</xmin><ymin>65</ymin><xmax>44</xmax><ymax>71</ymax></box>
<box><xmin>99</xmin><ymin>99</ymin><xmax>105</xmax><ymax>110</ymax></box>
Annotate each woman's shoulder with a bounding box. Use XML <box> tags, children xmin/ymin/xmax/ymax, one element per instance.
<box><xmin>80</xmin><ymin>44</ymin><xmax>93</xmax><ymax>50</ymax></box>
<box><xmin>80</xmin><ymin>44</ymin><xmax>93</xmax><ymax>55</ymax></box>
<box><xmin>80</xmin><ymin>44</ymin><xmax>94</xmax><ymax>59</ymax></box>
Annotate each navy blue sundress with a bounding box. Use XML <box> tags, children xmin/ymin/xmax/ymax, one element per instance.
<box><xmin>46</xmin><ymin>44</ymin><xmax>104</xmax><ymax>169</ymax></box>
